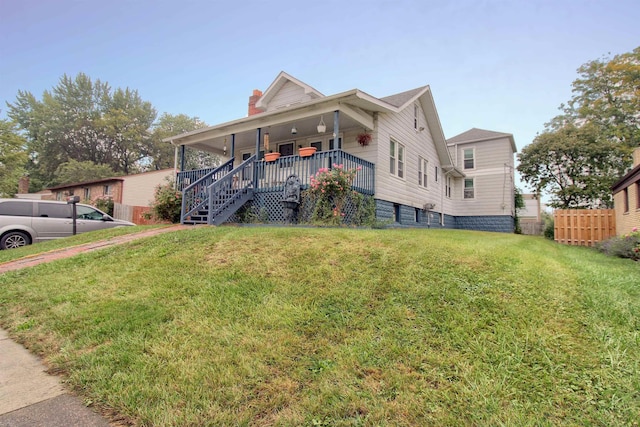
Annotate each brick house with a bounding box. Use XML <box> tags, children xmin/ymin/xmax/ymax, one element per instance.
<box><xmin>46</xmin><ymin>169</ymin><xmax>175</xmax><ymax>224</ymax></box>
<box><xmin>612</xmin><ymin>147</ymin><xmax>640</xmax><ymax>235</ymax></box>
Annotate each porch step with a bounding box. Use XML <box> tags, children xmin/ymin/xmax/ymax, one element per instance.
<box><xmin>211</xmin><ymin>189</ymin><xmax>253</xmax><ymax>226</ymax></box>
<box><xmin>182</xmin><ymin>189</ymin><xmax>253</xmax><ymax>225</ymax></box>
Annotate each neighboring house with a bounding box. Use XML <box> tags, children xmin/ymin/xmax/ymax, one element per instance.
<box><xmin>46</xmin><ymin>169</ymin><xmax>175</xmax><ymax>224</ymax></box>
<box><xmin>166</xmin><ymin>71</ymin><xmax>516</xmax><ymax>232</ymax></box>
<box><xmin>612</xmin><ymin>147</ymin><xmax>640</xmax><ymax>235</ymax></box>
<box><xmin>517</xmin><ymin>193</ymin><xmax>543</xmax><ymax>235</ymax></box>
<box><xmin>48</xmin><ymin>177</ymin><xmax>124</xmax><ymax>203</ymax></box>
<box><xmin>446</xmin><ymin>128</ymin><xmax>517</xmax><ymax>231</ymax></box>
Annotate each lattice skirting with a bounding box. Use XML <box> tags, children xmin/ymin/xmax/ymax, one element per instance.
<box><xmin>228</xmin><ymin>190</ymin><xmax>374</xmax><ymax>225</ymax></box>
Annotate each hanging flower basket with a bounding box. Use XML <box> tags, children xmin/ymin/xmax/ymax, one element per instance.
<box><xmin>264</xmin><ymin>152</ymin><xmax>281</xmax><ymax>162</ymax></box>
<box><xmin>357</xmin><ymin>133</ymin><xmax>372</xmax><ymax>146</ymax></box>
<box><xmin>299</xmin><ymin>146</ymin><xmax>317</xmax><ymax>157</ymax></box>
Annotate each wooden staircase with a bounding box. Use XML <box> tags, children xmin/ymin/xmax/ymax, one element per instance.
<box><xmin>181</xmin><ymin>155</ymin><xmax>256</xmax><ymax>225</ymax></box>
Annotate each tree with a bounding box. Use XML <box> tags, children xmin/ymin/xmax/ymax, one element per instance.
<box><xmin>518</xmin><ymin>47</ymin><xmax>639</xmax><ymax>208</ymax></box>
<box><xmin>7</xmin><ymin>73</ymin><xmax>157</xmax><ymax>188</ymax></box>
<box><xmin>518</xmin><ymin>123</ymin><xmax>629</xmax><ymax>208</ymax></box>
<box><xmin>52</xmin><ymin>159</ymin><xmax>116</xmax><ymax>187</ymax></box>
<box><xmin>565</xmin><ymin>47</ymin><xmax>640</xmax><ymax>148</ymax></box>
<box><xmin>0</xmin><ymin>119</ymin><xmax>28</xmax><ymax>197</ymax></box>
<box><xmin>149</xmin><ymin>113</ymin><xmax>218</xmax><ymax>171</ymax></box>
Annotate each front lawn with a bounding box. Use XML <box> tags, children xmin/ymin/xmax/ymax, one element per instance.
<box><xmin>0</xmin><ymin>227</ymin><xmax>638</xmax><ymax>425</ymax></box>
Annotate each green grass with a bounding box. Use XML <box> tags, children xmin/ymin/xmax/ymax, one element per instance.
<box><xmin>0</xmin><ymin>225</ymin><xmax>167</xmax><ymax>264</ymax></box>
<box><xmin>0</xmin><ymin>227</ymin><xmax>638</xmax><ymax>426</ymax></box>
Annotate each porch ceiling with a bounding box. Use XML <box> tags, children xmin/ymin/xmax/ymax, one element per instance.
<box><xmin>183</xmin><ymin>112</ymin><xmax>369</xmax><ymax>154</ymax></box>
<box><xmin>165</xmin><ymin>92</ymin><xmax>387</xmax><ymax>154</ymax></box>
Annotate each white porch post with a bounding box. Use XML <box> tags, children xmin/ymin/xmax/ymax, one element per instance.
<box><xmin>231</xmin><ymin>133</ymin><xmax>235</xmax><ymax>167</ymax></box>
<box><xmin>254</xmin><ymin>128</ymin><xmax>261</xmax><ymax>189</ymax></box>
<box><xmin>333</xmin><ymin>110</ymin><xmax>340</xmax><ymax>149</ymax></box>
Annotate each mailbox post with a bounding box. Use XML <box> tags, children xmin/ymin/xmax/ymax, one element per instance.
<box><xmin>67</xmin><ymin>196</ymin><xmax>80</xmax><ymax>235</ymax></box>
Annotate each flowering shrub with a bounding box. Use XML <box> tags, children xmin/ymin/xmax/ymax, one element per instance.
<box><xmin>596</xmin><ymin>227</ymin><xmax>640</xmax><ymax>261</ymax></box>
<box><xmin>306</xmin><ymin>164</ymin><xmax>361</xmax><ymax>225</ymax></box>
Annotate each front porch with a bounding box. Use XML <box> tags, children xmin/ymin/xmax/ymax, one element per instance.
<box><xmin>176</xmin><ymin>149</ymin><xmax>375</xmax><ymax>225</ymax></box>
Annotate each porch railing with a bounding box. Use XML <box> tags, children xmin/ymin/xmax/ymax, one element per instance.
<box><xmin>180</xmin><ymin>158</ymin><xmax>235</xmax><ymax>222</ymax></box>
<box><xmin>255</xmin><ymin>150</ymin><xmax>375</xmax><ymax>195</ymax></box>
<box><xmin>177</xmin><ymin>160</ymin><xmax>234</xmax><ymax>191</ymax></box>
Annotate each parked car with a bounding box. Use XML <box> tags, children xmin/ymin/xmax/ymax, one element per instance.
<box><xmin>0</xmin><ymin>198</ymin><xmax>136</xmax><ymax>250</ymax></box>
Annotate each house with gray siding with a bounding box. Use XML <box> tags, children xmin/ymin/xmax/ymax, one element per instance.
<box><xmin>166</xmin><ymin>72</ymin><xmax>516</xmax><ymax>232</ymax></box>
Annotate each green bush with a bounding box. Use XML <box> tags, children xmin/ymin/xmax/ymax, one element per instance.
<box><xmin>93</xmin><ymin>196</ymin><xmax>114</xmax><ymax>216</ymax></box>
<box><xmin>543</xmin><ymin>215</ymin><xmax>555</xmax><ymax>240</ymax></box>
<box><xmin>148</xmin><ymin>180</ymin><xmax>182</xmax><ymax>223</ymax></box>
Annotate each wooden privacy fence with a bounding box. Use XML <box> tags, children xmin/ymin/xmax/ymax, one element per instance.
<box><xmin>554</xmin><ymin>209</ymin><xmax>616</xmax><ymax>247</ymax></box>
<box><xmin>114</xmin><ymin>203</ymin><xmax>160</xmax><ymax>225</ymax></box>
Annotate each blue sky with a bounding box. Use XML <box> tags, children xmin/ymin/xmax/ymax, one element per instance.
<box><xmin>1</xmin><ymin>0</ymin><xmax>638</xmax><ymax>189</ymax></box>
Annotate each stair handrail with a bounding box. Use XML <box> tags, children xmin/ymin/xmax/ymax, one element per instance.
<box><xmin>181</xmin><ymin>158</ymin><xmax>235</xmax><ymax>224</ymax></box>
<box><xmin>206</xmin><ymin>155</ymin><xmax>257</xmax><ymax>224</ymax></box>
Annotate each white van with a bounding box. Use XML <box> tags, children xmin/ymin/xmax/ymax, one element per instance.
<box><xmin>0</xmin><ymin>199</ymin><xmax>136</xmax><ymax>250</ymax></box>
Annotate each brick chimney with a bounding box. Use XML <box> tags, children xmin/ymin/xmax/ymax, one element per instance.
<box><xmin>248</xmin><ymin>89</ymin><xmax>263</xmax><ymax>116</ymax></box>
<box><xmin>18</xmin><ymin>176</ymin><xmax>29</xmax><ymax>194</ymax></box>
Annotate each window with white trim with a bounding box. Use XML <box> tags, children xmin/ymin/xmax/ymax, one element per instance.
<box><xmin>418</xmin><ymin>157</ymin><xmax>428</xmax><ymax>188</ymax></box>
<box><xmin>464</xmin><ymin>178</ymin><xmax>475</xmax><ymax>199</ymax></box>
<box><xmin>463</xmin><ymin>148</ymin><xmax>475</xmax><ymax>169</ymax></box>
<box><xmin>435</xmin><ymin>166</ymin><xmax>439</xmax><ymax>183</ymax></box>
<box><xmin>83</xmin><ymin>187</ymin><xmax>91</xmax><ymax>200</ymax></box>
<box><xmin>446</xmin><ymin>176</ymin><xmax>452</xmax><ymax>198</ymax></box>
<box><xmin>390</xmin><ymin>139</ymin><xmax>405</xmax><ymax>178</ymax></box>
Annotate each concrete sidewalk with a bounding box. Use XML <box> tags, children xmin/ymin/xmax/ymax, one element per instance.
<box><xmin>0</xmin><ymin>224</ymin><xmax>191</xmax><ymax>426</ymax></box>
<box><xmin>0</xmin><ymin>329</ymin><xmax>111</xmax><ymax>426</ymax></box>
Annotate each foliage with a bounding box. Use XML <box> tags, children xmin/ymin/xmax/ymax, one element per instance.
<box><xmin>513</xmin><ymin>187</ymin><xmax>525</xmax><ymax>234</ymax></box>
<box><xmin>518</xmin><ymin>123</ymin><xmax>629</xmax><ymax>208</ymax></box>
<box><xmin>542</xmin><ymin>211</ymin><xmax>555</xmax><ymax>240</ymax></box>
<box><xmin>7</xmin><ymin>73</ymin><xmax>157</xmax><ymax>189</ymax></box>
<box><xmin>1</xmin><ymin>228</ymin><xmax>639</xmax><ymax>425</ymax></box>
<box><xmin>234</xmin><ymin>203</ymin><xmax>268</xmax><ymax>223</ymax></box>
<box><xmin>93</xmin><ymin>195</ymin><xmax>114</xmax><ymax>216</ymax></box>
<box><xmin>596</xmin><ymin>227</ymin><xmax>640</xmax><ymax>261</ymax></box>
<box><xmin>0</xmin><ymin>119</ymin><xmax>28</xmax><ymax>197</ymax></box>
<box><xmin>149</xmin><ymin>113</ymin><xmax>218</xmax><ymax>171</ymax></box>
<box><xmin>305</xmin><ymin>164</ymin><xmax>361</xmax><ymax>225</ymax></box>
<box><xmin>564</xmin><ymin>47</ymin><xmax>640</xmax><ymax>148</ymax></box>
<box><xmin>518</xmin><ymin>47</ymin><xmax>639</xmax><ymax>208</ymax></box>
<box><xmin>147</xmin><ymin>179</ymin><xmax>182</xmax><ymax>223</ymax></box>
<box><xmin>52</xmin><ymin>159</ymin><xmax>116</xmax><ymax>186</ymax></box>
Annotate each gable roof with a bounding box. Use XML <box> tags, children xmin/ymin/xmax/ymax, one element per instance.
<box><xmin>164</xmin><ymin>73</ymin><xmax>458</xmax><ymax>171</ymax></box>
<box><xmin>447</xmin><ymin>127</ymin><xmax>517</xmax><ymax>152</ymax></box>
<box><xmin>380</xmin><ymin>86</ymin><xmax>429</xmax><ymax>108</ymax></box>
<box><xmin>255</xmin><ymin>71</ymin><xmax>324</xmax><ymax>111</ymax></box>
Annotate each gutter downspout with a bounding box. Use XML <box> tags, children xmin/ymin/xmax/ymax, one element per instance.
<box><xmin>442</xmin><ymin>169</ymin><xmax>454</xmax><ymax>227</ymax></box>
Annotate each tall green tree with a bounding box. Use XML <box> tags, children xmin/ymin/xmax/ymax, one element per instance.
<box><xmin>51</xmin><ymin>159</ymin><xmax>116</xmax><ymax>187</ymax></box>
<box><xmin>0</xmin><ymin>119</ymin><xmax>28</xmax><ymax>196</ymax></box>
<box><xmin>7</xmin><ymin>73</ymin><xmax>157</xmax><ymax>188</ymax></box>
<box><xmin>565</xmin><ymin>47</ymin><xmax>640</xmax><ymax>148</ymax></box>
<box><xmin>518</xmin><ymin>124</ymin><xmax>628</xmax><ymax>208</ymax></box>
<box><xmin>149</xmin><ymin>113</ymin><xmax>218</xmax><ymax>171</ymax></box>
<box><xmin>518</xmin><ymin>47</ymin><xmax>639</xmax><ymax>208</ymax></box>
